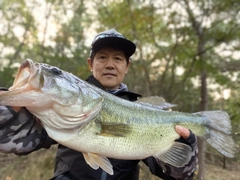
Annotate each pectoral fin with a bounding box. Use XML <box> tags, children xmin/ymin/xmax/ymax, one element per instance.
<box><xmin>82</xmin><ymin>152</ymin><xmax>113</xmax><ymax>175</ymax></box>
<box><xmin>155</xmin><ymin>142</ymin><xmax>192</xmax><ymax>167</ymax></box>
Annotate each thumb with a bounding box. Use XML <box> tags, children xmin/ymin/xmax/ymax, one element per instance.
<box><xmin>175</xmin><ymin>125</ymin><xmax>190</xmax><ymax>140</ymax></box>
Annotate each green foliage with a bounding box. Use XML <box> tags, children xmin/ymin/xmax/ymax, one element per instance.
<box><xmin>94</xmin><ymin>0</ymin><xmax>240</xmax><ymax>108</ymax></box>
<box><xmin>0</xmin><ymin>0</ymin><xmax>91</xmax><ymax>84</ymax></box>
<box><xmin>0</xmin><ymin>66</ymin><xmax>17</xmax><ymax>88</ymax></box>
<box><xmin>0</xmin><ymin>0</ymin><xmax>239</xmax><ymax>117</ymax></box>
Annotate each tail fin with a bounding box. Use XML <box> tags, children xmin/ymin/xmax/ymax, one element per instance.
<box><xmin>194</xmin><ymin>111</ymin><xmax>236</xmax><ymax>158</ymax></box>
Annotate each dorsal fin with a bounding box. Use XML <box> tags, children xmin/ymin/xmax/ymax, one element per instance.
<box><xmin>136</xmin><ymin>96</ymin><xmax>176</xmax><ymax>110</ymax></box>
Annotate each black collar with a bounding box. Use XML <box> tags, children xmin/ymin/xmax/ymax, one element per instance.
<box><xmin>85</xmin><ymin>75</ymin><xmax>142</xmax><ymax>101</ymax></box>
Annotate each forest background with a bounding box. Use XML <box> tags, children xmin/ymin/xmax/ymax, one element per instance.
<box><xmin>0</xmin><ymin>0</ymin><xmax>239</xmax><ymax>179</ymax></box>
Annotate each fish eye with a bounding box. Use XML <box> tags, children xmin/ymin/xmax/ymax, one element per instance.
<box><xmin>51</xmin><ymin>67</ymin><xmax>62</xmax><ymax>75</ymax></box>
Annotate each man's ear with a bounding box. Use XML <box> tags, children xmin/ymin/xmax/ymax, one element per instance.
<box><xmin>125</xmin><ymin>61</ymin><xmax>130</xmax><ymax>74</ymax></box>
<box><xmin>87</xmin><ymin>58</ymin><xmax>93</xmax><ymax>70</ymax></box>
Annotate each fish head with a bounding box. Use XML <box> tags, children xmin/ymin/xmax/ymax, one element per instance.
<box><xmin>0</xmin><ymin>59</ymin><xmax>103</xmax><ymax>129</ymax></box>
<box><xmin>1</xmin><ymin>59</ymin><xmax>80</xmax><ymax>107</ymax></box>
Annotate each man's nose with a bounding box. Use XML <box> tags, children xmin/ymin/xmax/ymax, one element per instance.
<box><xmin>106</xmin><ymin>59</ymin><xmax>114</xmax><ymax>68</ymax></box>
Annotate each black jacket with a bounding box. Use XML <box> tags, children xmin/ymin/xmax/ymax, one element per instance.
<box><xmin>50</xmin><ymin>75</ymin><xmax>176</xmax><ymax>180</ymax></box>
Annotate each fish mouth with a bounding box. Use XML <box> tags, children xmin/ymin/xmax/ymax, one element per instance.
<box><xmin>9</xmin><ymin>59</ymin><xmax>40</xmax><ymax>91</ymax></box>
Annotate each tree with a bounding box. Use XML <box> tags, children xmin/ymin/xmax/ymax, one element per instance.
<box><xmin>0</xmin><ymin>0</ymin><xmax>90</xmax><ymax>87</ymax></box>
<box><xmin>91</xmin><ymin>0</ymin><xmax>240</xmax><ymax>179</ymax></box>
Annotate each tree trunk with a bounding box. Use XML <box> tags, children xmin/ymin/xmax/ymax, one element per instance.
<box><xmin>221</xmin><ymin>89</ymin><xmax>226</xmax><ymax>169</ymax></box>
<box><xmin>198</xmin><ymin>70</ymin><xmax>208</xmax><ymax>180</ymax></box>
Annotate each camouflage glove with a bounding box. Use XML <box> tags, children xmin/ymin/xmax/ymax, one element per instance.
<box><xmin>144</xmin><ymin>131</ymin><xmax>198</xmax><ymax>180</ymax></box>
<box><xmin>0</xmin><ymin>87</ymin><xmax>53</xmax><ymax>154</ymax></box>
<box><xmin>161</xmin><ymin>131</ymin><xmax>198</xmax><ymax>179</ymax></box>
<box><xmin>0</xmin><ymin>105</ymin><xmax>48</xmax><ymax>154</ymax></box>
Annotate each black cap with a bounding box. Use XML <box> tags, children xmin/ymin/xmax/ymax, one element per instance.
<box><xmin>90</xmin><ymin>29</ymin><xmax>136</xmax><ymax>58</ymax></box>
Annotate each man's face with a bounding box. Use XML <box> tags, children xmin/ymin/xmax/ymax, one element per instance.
<box><xmin>88</xmin><ymin>48</ymin><xmax>130</xmax><ymax>90</ymax></box>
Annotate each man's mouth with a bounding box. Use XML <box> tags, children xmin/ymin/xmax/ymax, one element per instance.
<box><xmin>103</xmin><ymin>73</ymin><xmax>116</xmax><ymax>77</ymax></box>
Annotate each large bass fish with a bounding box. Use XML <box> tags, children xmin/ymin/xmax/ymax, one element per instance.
<box><xmin>0</xmin><ymin>59</ymin><xmax>236</xmax><ymax>175</ymax></box>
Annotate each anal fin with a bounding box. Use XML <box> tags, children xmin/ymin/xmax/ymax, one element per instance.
<box><xmin>82</xmin><ymin>152</ymin><xmax>113</xmax><ymax>175</ymax></box>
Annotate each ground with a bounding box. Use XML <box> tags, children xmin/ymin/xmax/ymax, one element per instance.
<box><xmin>0</xmin><ymin>147</ymin><xmax>239</xmax><ymax>180</ymax></box>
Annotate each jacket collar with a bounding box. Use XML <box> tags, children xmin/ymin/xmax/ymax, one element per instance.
<box><xmin>85</xmin><ymin>75</ymin><xmax>105</xmax><ymax>90</ymax></box>
<box><xmin>85</xmin><ymin>75</ymin><xmax>142</xmax><ymax>101</ymax></box>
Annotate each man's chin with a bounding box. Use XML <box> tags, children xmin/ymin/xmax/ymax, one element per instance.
<box><xmin>101</xmin><ymin>83</ymin><xmax>119</xmax><ymax>90</ymax></box>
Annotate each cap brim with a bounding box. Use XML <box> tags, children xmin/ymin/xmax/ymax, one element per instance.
<box><xmin>92</xmin><ymin>37</ymin><xmax>136</xmax><ymax>57</ymax></box>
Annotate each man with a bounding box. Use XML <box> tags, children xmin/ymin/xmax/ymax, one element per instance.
<box><xmin>0</xmin><ymin>29</ymin><xmax>198</xmax><ymax>180</ymax></box>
